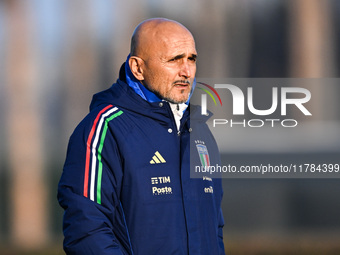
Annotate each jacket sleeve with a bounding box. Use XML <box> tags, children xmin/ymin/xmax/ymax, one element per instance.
<box><xmin>57</xmin><ymin>117</ymin><xmax>126</xmax><ymax>255</ymax></box>
<box><xmin>218</xmin><ymin>207</ymin><xmax>226</xmax><ymax>255</ymax></box>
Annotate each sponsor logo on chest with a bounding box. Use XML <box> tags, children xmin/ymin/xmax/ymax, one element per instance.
<box><xmin>151</xmin><ymin>176</ymin><xmax>171</xmax><ymax>185</ymax></box>
<box><xmin>151</xmin><ymin>176</ymin><xmax>172</xmax><ymax>195</ymax></box>
<box><xmin>204</xmin><ymin>186</ymin><xmax>214</xmax><ymax>193</ymax></box>
<box><xmin>152</xmin><ymin>186</ymin><xmax>173</xmax><ymax>195</ymax></box>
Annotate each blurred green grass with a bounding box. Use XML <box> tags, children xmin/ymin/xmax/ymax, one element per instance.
<box><xmin>0</xmin><ymin>246</ymin><xmax>64</xmax><ymax>255</ymax></box>
<box><xmin>226</xmin><ymin>238</ymin><xmax>340</xmax><ymax>255</ymax></box>
<box><xmin>2</xmin><ymin>238</ymin><xmax>340</xmax><ymax>255</ymax></box>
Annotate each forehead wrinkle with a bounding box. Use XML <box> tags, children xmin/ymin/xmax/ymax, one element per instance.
<box><xmin>157</xmin><ymin>33</ymin><xmax>196</xmax><ymax>58</ymax></box>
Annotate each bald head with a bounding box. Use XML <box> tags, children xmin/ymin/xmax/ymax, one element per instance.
<box><xmin>130</xmin><ymin>18</ymin><xmax>195</xmax><ymax>58</ymax></box>
<box><xmin>128</xmin><ymin>18</ymin><xmax>197</xmax><ymax>104</ymax></box>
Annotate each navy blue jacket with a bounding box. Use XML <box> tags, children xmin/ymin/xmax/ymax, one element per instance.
<box><xmin>58</xmin><ymin>66</ymin><xmax>225</xmax><ymax>254</ymax></box>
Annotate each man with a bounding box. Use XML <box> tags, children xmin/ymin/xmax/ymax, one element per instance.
<box><xmin>58</xmin><ymin>18</ymin><xmax>225</xmax><ymax>255</ymax></box>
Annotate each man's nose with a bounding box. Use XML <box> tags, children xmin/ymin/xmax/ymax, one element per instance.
<box><xmin>179</xmin><ymin>61</ymin><xmax>192</xmax><ymax>78</ymax></box>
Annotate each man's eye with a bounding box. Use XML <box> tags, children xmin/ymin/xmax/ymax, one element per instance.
<box><xmin>169</xmin><ymin>57</ymin><xmax>180</xmax><ymax>62</ymax></box>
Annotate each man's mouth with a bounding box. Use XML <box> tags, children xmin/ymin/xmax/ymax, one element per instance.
<box><xmin>173</xmin><ymin>80</ymin><xmax>190</xmax><ymax>87</ymax></box>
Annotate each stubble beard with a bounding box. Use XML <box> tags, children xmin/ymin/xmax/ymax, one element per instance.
<box><xmin>163</xmin><ymin>80</ymin><xmax>192</xmax><ymax>104</ymax></box>
<box><xmin>163</xmin><ymin>89</ymin><xmax>191</xmax><ymax>104</ymax></box>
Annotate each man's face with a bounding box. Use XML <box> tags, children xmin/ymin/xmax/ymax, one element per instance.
<box><xmin>139</xmin><ymin>30</ymin><xmax>197</xmax><ymax>104</ymax></box>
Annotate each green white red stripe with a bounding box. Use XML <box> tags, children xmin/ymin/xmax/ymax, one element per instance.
<box><xmin>196</xmin><ymin>144</ymin><xmax>210</xmax><ymax>167</ymax></box>
<box><xmin>83</xmin><ymin>105</ymin><xmax>123</xmax><ymax>204</ymax></box>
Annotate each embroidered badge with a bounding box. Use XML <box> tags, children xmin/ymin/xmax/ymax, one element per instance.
<box><xmin>196</xmin><ymin>144</ymin><xmax>210</xmax><ymax>167</ymax></box>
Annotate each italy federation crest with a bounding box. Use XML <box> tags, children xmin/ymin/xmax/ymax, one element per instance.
<box><xmin>196</xmin><ymin>144</ymin><xmax>210</xmax><ymax>167</ymax></box>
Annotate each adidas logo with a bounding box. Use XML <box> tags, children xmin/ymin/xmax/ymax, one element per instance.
<box><xmin>150</xmin><ymin>151</ymin><xmax>166</xmax><ymax>164</ymax></box>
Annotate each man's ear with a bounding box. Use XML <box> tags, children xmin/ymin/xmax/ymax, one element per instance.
<box><xmin>129</xmin><ymin>56</ymin><xmax>144</xmax><ymax>81</ymax></box>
